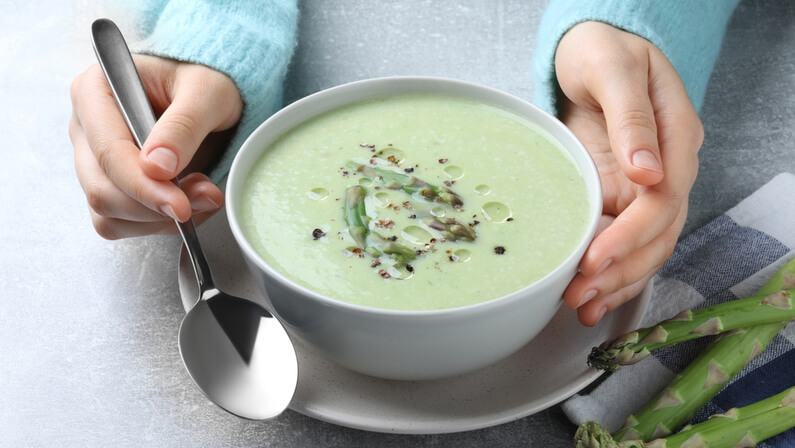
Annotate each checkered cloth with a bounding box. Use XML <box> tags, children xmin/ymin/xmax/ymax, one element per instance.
<box><xmin>562</xmin><ymin>173</ymin><xmax>795</xmax><ymax>447</ymax></box>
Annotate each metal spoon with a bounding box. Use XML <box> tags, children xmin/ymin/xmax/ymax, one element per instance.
<box><xmin>90</xmin><ymin>18</ymin><xmax>298</xmax><ymax>420</ymax></box>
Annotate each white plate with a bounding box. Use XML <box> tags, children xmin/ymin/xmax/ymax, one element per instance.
<box><xmin>178</xmin><ymin>209</ymin><xmax>651</xmax><ymax>434</ymax></box>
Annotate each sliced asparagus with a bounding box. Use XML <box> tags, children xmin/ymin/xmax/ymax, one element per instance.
<box><xmin>352</xmin><ymin>163</ymin><xmax>464</xmax><ymax>208</ymax></box>
<box><xmin>366</xmin><ymin>232</ymin><xmax>417</xmax><ymax>263</ymax></box>
<box><xmin>612</xmin><ymin>257</ymin><xmax>795</xmax><ymax>441</ymax></box>
<box><xmin>587</xmin><ymin>288</ymin><xmax>795</xmax><ymax>372</ymax></box>
<box><xmin>344</xmin><ymin>185</ymin><xmax>416</xmax><ymax>268</ymax></box>
<box><xmin>343</xmin><ymin>158</ymin><xmax>481</xmax><ymax>277</ymax></box>
<box><xmin>344</xmin><ymin>185</ymin><xmax>370</xmax><ymax>249</ymax></box>
<box><xmin>422</xmin><ymin>216</ymin><xmax>476</xmax><ymax>242</ymax></box>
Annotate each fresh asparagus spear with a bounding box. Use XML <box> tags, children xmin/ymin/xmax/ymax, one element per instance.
<box><xmin>575</xmin><ymin>386</ymin><xmax>795</xmax><ymax>448</ymax></box>
<box><xmin>655</xmin><ymin>385</ymin><xmax>795</xmax><ymax>448</ymax></box>
<box><xmin>587</xmin><ymin>288</ymin><xmax>795</xmax><ymax>372</ymax></box>
<box><xmin>352</xmin><ymin>163</ymin><xmax>464</xmax><ymax>208</ymax></box>
<box><xmin>612</xmin><ymin>325</ymin><xmax>780</xmax><ymax>441</ymax></box>
<box><xmin>611</xmin><ymin>257</ymin><xmax>795</xmax><ymax>441</ymax></box>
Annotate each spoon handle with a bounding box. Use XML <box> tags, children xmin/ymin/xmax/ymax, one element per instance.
<box><xmin>90</xmin><ymin>18</ymin><xmax>216</xmax><ymax>295</ymax></box>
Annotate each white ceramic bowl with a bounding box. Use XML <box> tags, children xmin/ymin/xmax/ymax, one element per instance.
<box><xmin>226</xmin><ymin>77</ymin><xmax>601</xmax><ymax>381</ymax></box>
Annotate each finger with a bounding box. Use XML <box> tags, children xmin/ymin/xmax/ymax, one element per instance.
<box><xmin>565</xmin><ymin>200</ymin><xmax>686</xmax><ymax>309</ymax></box>
<box><xmin>576</xmin><ymin>271</ymin><xmax>656</xmax><ymax>327</ymax></box>
<box><xmin>75</xmin><ymin>129</ymin><xmax>220</xmax><ymax>221</ymax></box>
<box><xmin>588</xmin><ymin>57</ymin><xmax>664</xmax><ymax>186</ymax></box>
<box><xmin>576</xmin><ymin>52</ymin><xmax>701</xmax><ymax>280</ymax></box>
<box><xmin>89</xmin><ymin>210</ymin><xmax>175</xmax><ymax>240</ymax></box>
<box><xmin>577</xmin><ymin>66</ymin><xmax>700</xmax><ymax>280</ymax></box>
<box><xmin>74</xmin><ymin>66</ymin><xmax>192</xmax><ymax>221</ymax></box>
<box><xmin>73</xmin><ymin>120</ymin><xmax>172</xmax><ymax>222</ymax></box>
<box><xmin>179</xmin><ymin>172</ymin><xmax>224</xmax><ymax>213</ymax></box>
<box><xmin>139</xmin><ymin>65</ymin><xmax>242</xmax><ymax>180</ymax></box>
<box><xmin>579</xmin><ymin>189</ymin><xmax>681</xmax><ymax>276</ymax></box>
<box><xmin>89</xmin><ymin>207</ymin><xmax>220</xmax><ymax>240</ymax></box>
<box><xmin>564</xmin><ymin>225</ymin><xmax>674</xmax><ymax>309</ymax></box>
<box><xmin>648</xmin><ymin>54</ymin><xmax>704</xmax><ymax>190</ymax></box>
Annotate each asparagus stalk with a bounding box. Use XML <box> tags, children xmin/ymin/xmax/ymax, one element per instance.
<box><xmin>577</xmin><ymin>386</ymin><xmax>795</xmax><ymax>447</ymax></box>
<box><xmin>345</xmin><ymin>185</ymin><xmax>370</xmax><ymax>249</ymax></box>
<box><xmin>344</xmin><ymin>185</ymin><xmax>416</xmax><ymax>266</ymax></box>
<box><xmin>423</xmin><ymin>216</ymin><xmax>476</xmax><ymax>242</ymax></box>
<box><xmin>611</xmin><ymin>325</ymin><xmax>780</xmax><ymax>441</ymax></box>
<box><xmin>587</xmin><ymin>288</ymin><xmax>795</xmax><ymax>372</ymax></box>
<box><xmin>655</xmin><ymin>386</ymin><xmax>795</xmax><ymax>448</ymax></box>
<box><xmin>366</xmin><ymin>232</ymin><xmax>417</xmax><ymax>263</ymax></box>
<box><xmin>611</xmin><ymin>256</ymin><xmax>795</xmax><ymax>441</ymax></box>
<box><xmin>352</xmin><ymin>163</ymin><xmax>464</xmax><ymax>208</ymax></box>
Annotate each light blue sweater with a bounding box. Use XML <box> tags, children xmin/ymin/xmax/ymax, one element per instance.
<box><xmin>124</xmin><ymin>1</ymin><xmax>740</xmax><ymax>181</ymax></box>
<box><xmin>125</xmin><ymin>0</ymin><xmax>300</xmax><ymax>182</ymax></box>
<box><xmin>533</xmin><ymin>0</ymin><xmax>742</xmax><ymax>115</ymax></box>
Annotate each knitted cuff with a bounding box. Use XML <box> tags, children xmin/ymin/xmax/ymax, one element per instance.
<box><xmin>129</xmin><ymin>0</ymin><xmax>299</xmax><ymax>182</ymax></box>
<box><xmin>532</xmin><ymin>0</ymin><xmax>741</xmax><ymax>116</ymax></box>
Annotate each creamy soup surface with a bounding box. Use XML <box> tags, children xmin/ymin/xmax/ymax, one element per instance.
<box><xmin>241</xmin><ymin>94</ymin><xmax>590</xmax><ymax>311</ymax></box>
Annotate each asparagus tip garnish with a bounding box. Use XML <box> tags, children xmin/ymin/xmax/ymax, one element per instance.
<box><xmin>343</xmin><ymin>184</ymin><xmax>419</xmax><ymax>279</ymax></box>
<box><xmin>352</xmin><ymin>162</ymin><xmax>465</xmax><ymax>208</ymax></box>
<box><xmin>422</xmin><ymin>216</ymin><xmax>477</xmax><ymax>242</ymax></box>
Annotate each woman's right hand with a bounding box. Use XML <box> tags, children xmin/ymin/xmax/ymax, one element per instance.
<box><xmin>69</xmin><ymin>54</ymin><xmax>243</xmax><ymax>239</ymax></box>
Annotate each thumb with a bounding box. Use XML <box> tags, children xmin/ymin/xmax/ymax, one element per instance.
<box><xmin>593</xmin><ymin>69</ymin><xmax>664</xmax><ymax>186</ymax></box>
<box><xmin>139</xmin><ymin>68</ymin><xmax>242</xmax><ymax>180</ymax></box>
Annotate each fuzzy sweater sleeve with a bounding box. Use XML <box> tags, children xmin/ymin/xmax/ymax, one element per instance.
<box><xmin>118</xmin><ymin>0</ymin><xmax>299</xmax><ymax>182</ymax></box>
<box><xmin>532</xmin><ymin>0</ymin><xmax>741</xmax><ymax>116</ymax></box>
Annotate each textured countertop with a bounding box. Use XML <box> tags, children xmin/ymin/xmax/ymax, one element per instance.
<box><xmin>1</xmin><ymin>1</ymin><xmax>792</xmax><ymax>446</ymax></box>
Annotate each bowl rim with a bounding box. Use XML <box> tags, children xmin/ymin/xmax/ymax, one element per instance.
<box><xmin>226</xmin><ymin>75</ymin><xmax>602</xmax><ymax>319</ymax></box>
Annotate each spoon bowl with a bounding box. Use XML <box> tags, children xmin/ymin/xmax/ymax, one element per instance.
<box><xmin>90</xmin><ymin>18</ymin><xmax>298</xmax><ymax>419</ymax></box>
<box><xmin>179</xmin><ymin>292</ymin><xmax>297</xmax><ymax>420</ymax></box>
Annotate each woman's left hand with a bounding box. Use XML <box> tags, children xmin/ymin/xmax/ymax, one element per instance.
<box><xmin>554</xmin><ymin>21</ymin><xmax>704</xmax><ymax>326</ymax></box>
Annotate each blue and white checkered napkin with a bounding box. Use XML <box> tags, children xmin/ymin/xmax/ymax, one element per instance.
<box><xmin>562</xmin><ymin>173</ymin><xmax>795</xmax><ymax>447</ymax></box>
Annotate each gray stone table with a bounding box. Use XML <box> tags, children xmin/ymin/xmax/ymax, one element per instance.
<box><xmin>1</xmin><ymin>0</ymin><xmax>792</xmax><ymax>446</ymax></box>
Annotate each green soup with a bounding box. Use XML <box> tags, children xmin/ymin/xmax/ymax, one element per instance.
<box><xmin>241</xmin><ymin>94</ymin><xmax>589</xmax><ymax>311</ymax></box>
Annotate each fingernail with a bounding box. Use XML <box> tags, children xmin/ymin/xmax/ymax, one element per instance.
<box><xmin>160</xmin><ymin>204</ymin><xmax>180</xmax><ymax>221</ymax></box>
<box><xmin>596</xmin><ymin>306</ymin><xmax>608</xmax><ymax>322</ymax></box>
<box><xmin>595</xmin><ymin>258</ymin><xmax>612</xmax><ymax>276</ymax></box>
<box><xmin>147</xmin><ymin>147</ymin><xmax>178</xmax><ymax>173</ymax></box>
<box><xmin>631</xmin><ymin>149</ymin><xmax>662</xmax><ymax>173</ymax></box>
<box><xmin>191</xmin><ymin>195</ymin><xmax>220</xmax><ymax>212</ymax></box>
<box><xmin>577</xmin><ymin>289</ymin><xmax>598</xmax><ymax>307</ymax></box>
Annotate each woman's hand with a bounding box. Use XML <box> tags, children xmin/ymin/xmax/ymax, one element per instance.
<box><xmin>554</xmin><ymin>21</ymin><xmax>704</xmax><ymax>326</ymax></box>
<box><xmin>69</xmin><ymin>54</ymin><xmax>243</xmax><ymax>239</ymax></box>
